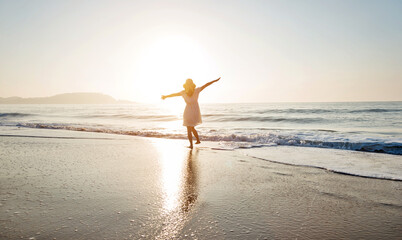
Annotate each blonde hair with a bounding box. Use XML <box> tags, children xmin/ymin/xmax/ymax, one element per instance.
<box><xmin>183</xmin><ymin>78</ymin><xmax>196</xmax><ymax>96</ymax></box>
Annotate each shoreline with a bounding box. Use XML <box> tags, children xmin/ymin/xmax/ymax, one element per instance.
<box><xmin>2</xmin><ymin>126</ymin><xmax>401</xmax><ymax>181</ymax></box>
<box><xmin>1</xmin><ymin>128</ymin><xmax>401</xmax><ymax>239</ymax></box>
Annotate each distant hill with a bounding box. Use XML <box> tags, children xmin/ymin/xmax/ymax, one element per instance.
<box><xmin>0</xmin><ymin>93</ymin><xmax>133</xmax><ymax>104</ymax></box>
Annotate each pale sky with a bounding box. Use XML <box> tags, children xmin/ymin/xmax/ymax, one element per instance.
<box><xmin>0</xmin><ymin>0</ymin><xmax>401</xmax><ymax>103</ymax></box>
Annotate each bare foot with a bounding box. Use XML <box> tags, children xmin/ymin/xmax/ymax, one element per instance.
<box><xmin>195</xmin><ymin>141</ymin><xmax>201</xmax><ymax>144</ymax></box>
<box><xmin>187</xmin><ymin>145</ymin><xmax>193</xmax><ymax>149</ymax></box>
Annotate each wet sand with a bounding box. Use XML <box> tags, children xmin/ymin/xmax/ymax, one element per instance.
<box><xmin>0</xmin><ymin>129</ymin><xmax>401</xmax><ymax>239</ymax></box>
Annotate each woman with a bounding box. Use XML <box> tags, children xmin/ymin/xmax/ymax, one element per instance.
<box><xmin>162</xmin><ymin>77</ymin><xmax>220</xmax><ymax>148</ymax></box>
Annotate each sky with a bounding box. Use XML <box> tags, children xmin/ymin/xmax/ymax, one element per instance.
<box><xmin>0</xmin><ymin>0</ymin><xmax>401</xmax><ymax>103</ymax></box>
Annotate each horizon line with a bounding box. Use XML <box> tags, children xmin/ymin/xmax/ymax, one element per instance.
<box><xmin>0</xmin><ymin>92</ymin><xmax>400</xmax><ymax>104</ymax></box>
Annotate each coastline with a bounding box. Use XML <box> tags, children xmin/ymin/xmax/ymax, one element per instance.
<box><xmin>1</xmin><ymin>128</ymin><xmax>401</xmax><ymax>239</ymax></box>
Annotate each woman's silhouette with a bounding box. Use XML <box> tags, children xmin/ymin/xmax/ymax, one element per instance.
<box><xmin>162</xmin><ymin>77</ymin><xmax>220</xmax><ymax>148</ymax></box>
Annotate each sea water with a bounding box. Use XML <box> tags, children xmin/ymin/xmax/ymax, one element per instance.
<box><xmin>1</xmin><ymin>102</ymin><xmax>401</xmax><ymax>179</ymax></box>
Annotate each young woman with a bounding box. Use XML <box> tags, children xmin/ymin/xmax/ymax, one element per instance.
<box><xmin>162</xmin><ymin>77</ymin><xmax>220</xmax><ymax>148</ymax></box>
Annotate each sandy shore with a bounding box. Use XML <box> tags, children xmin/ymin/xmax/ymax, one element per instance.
<box><xmin>0</xmin><ymin>128</ymin><xmax>401</xmax><ymax>239</ymax></box>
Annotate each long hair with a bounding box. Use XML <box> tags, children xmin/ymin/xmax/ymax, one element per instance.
<box><xmin>183</xmin><ymin>78</ymin><xmax>196</xmax><ymax>96</ymax></box>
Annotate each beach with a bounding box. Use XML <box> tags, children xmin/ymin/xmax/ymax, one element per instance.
<box><xmin>1</xmin><ymin>128</ymin><xmax>401</xmax><ymax>239</ymax></box>
<box><xmin>2</xmin><ymin>0</ymin><xmax>402</xmax><ymax>238</ymax></box>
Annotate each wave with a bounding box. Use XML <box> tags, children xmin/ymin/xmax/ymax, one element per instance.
<box><xmin>216</xmin><ymin>116</ymin><xmax>325</xmax><ymax>123</ymax></box>
<box><xmin>348</xmin><ymin>108</ymin><xmax>401</xmax><ymax>113</ymax></box>
<box><xmin>82</xmin><ymin>114</ymin><xmax>179</xmax><ymax>121</ymax></box>
<box><xmin>0</xmin><ymin>113</ymin><xmax>32</xmax><ymax>118</ymax></box>
<box><xmin>256</xmin><ymin>109</ymin><xmax>333</xmax><ymax>114</ymax></box>
<box><xmin>255</xmin><ymin>108</ymin><xmax>401</xmax><ymax>114</ymax></box>
<box><xmin>16</xmin><ymin>123</ymin><xmax>402</xmax><ymax>155</ymax></box>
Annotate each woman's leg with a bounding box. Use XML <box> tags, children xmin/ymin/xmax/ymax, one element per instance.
<box><xmin>186</xmin><ymin>127</ymin><xmax>193</xmax><ymax>148</ymax></box>
<box><xmin>191</xmin><ymin>127</ymin><xmax>201</xmax><ymax>144</ymax></box>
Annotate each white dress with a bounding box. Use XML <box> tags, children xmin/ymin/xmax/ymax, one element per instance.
<box><xmin>181</xmin><ymin>87</ymin><xmax>202</xmax><ymax>127</ymax></box>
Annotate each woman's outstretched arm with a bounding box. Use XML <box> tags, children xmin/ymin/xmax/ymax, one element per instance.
<box><xmin>200</xmin><ymin>77</ymin><xmax>221</xmax><ymax>91</ymax></box>
<box><xmin>161</xmin><ymin>91</ymin><xmax>182</xmax><ymax>100</ymax></box>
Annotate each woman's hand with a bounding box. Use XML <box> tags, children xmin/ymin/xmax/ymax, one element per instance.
<box><xmin>214</xmin><ymin>77</ymin><xmax>221</xmax><ymax>82</ymax></box>
<box><xmin>161</xmin><ymin>95</ymin><xmax>166</xmax><ymax>100</ymax></box>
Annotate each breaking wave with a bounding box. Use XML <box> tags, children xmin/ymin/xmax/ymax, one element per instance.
<box><xmin>15</xmin><ymin>122</ymin><xmax>402</xmax><ymax>155</ymax></box>
<box><xmin>0</xmin><ymin>113</ymin><xmax>32</xmax><ymax>118</ymax></box>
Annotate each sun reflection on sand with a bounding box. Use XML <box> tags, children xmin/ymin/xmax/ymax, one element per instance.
<box><xmin>158</xmin><ymin>141</ymin><xmax>186</xmax><ymax>212</ymax></box>
<box><xmin>153</xmin><ymin>139</ymin><xmax>199</xmax><ymax>239</ymax></box>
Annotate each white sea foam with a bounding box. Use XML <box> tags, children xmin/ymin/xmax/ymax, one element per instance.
<box><xmin>240</xmin><ymin>146</ymin><xmax>402</xmax><ymax>181</ymax></box>
<box><xmin>11</xmin><ymin>122</ymin><xmax>402</xmax><ymax>155</ymax></box>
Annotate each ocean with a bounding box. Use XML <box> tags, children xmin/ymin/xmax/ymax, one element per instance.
<box><xmin>1</xmin><ymin>102</ymin><xmax>401</xmax><ymax>180</ymax></box>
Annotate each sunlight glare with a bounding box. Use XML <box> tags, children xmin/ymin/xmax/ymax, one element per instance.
<box><xmin>135</xmin><ymin>35</ymin><xmax>217</xmax><ymax>102</ymax></box>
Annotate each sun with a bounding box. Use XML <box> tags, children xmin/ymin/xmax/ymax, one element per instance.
<box><xmin>134</xmin><ymin>35</ymin><xmax>217</xmax><ymax>103</ymax></box>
